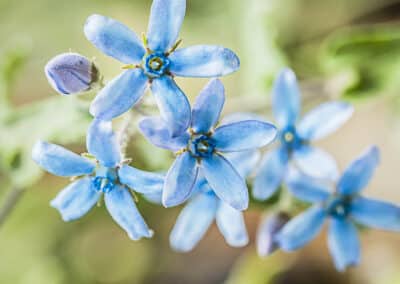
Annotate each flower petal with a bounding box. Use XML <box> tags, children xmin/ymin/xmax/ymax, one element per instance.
<box><xmin>213</xmin><ymin>120</ymin><xmax>277</xmax><ymax>152</ymax></box>
<box><xmin>253</xmin><ymin>148</ymin><xmax>288</xmax><ymax>201</ymax></box>
<box><xmin>118</xmin><ymin>165</ymin><xmax>164</xmax><ymax>195</ymax></box>
<box><xmin>163</xmin><ymin>152</ymin><xmax>198</xmax><ymax>207</ymax></box>
<box><xmin>272</xmin><ymin>68</ymin><xmax>300</xmax><ymax>128</ymax></box>
<box><xmin>87</xmin><ymin>119</ymin><xmax>121</xmax><ymax>167</ymax></box>
<box><xmin>191</xmin><ymin>79</ymin><xmax>225</xmax><ymax>133</ymax></box>
<box><xmin>216</xmin><ymin>202</ymin><xmax>248</xmax><ymax>247</ymax></box>
<box><xmin>349</xmin><ymin>197</ymin><xmax>400</xmax><ymax>231</ymax></box>
<box><xmin>169</xmin><ymin>45</ymin><xmax>240</xmax><ymax>77</ymax></box>
<box><xmin>328</xmin><ymin>217</ymin><xmax>360</xmax><ymax>272</ymax></box>
<box><xmin>32</xmin><ymin>141</ymin><xmax>95</xmax><ymax>177</ymax></box>
<box><xmin>50</xmin><ymin>177</ymin><xmax>100</xmax><ymax>221</ymax></box>
<box><xmin>201</xmin><ymin>154</ymin><xmax>248</xmax><ymax>211</ymax></box>
<box><xmin>285</xmin><ymin>167</ymin><xmax>331</xmax><ymax>203</ymax></box>
<box><xmin>90</xmin><ymin>69</ymin><xmax>147</xmax><ymax>120</ymax></box>
<box><xmin>150</xmin><ymin>76</ymin><xmax>191</xmax><ymax>137</ymax></box>
<box><xmin>277</xmin><ymin>205</ymin><xmax>326</xmax><ymax>251</ymax></box>
<box><xmin>225</xmin><ymin>150</ymin><xmax>260</xmax><ymax>178</ymax></box>
<box><xmin>84</xmin><ymin>14</ymin><xmax>145</xmax><ymax>64</ymax></box>
<box><xmin>147</xmin><ymin>0</ymin><xmax>186</xmax><ymax>52</ymax></box>
<box><xmin>297</xmin><ymin>102</ymin><xmax>353</xmax><ymax>141</ymax></box>
<box><xmin>337</xmin><ymin>146</ymin><xmax>379</xmax><ymax>195</ymax></box>
<box><xmin>104</xmin><ymin>185</ymin><xmax>153</xmax><ymax>240</ymax></box>
<box><xmin>293</xmin><ymin>145</ymin><xmax>339</xmax><ymax>181</ymax></box>
<box><xmin>138</xmin><ymin>116</ymin><xmax>190</xmax><ymax>151</ymax></box>
<box><xmin>170</xmin><ymin>193</ymin><xmax>218</xmax><ymax>252</ymax></box>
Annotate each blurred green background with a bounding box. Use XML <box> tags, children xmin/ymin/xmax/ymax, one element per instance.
<box><xmin>1</xmin><ymin>0</ymin><xmax>400</xmax><ymax>283</ymax></box>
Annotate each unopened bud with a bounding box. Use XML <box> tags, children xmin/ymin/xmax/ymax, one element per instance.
<box><xmin>256</xmin><ymin>212</ymin><xmax>290</xmax><ymax>257</ymax></box>
<box><xmin>44</xmin><ymin>52</ymin><xmax>99</xmax><ymax>95</ymax></box>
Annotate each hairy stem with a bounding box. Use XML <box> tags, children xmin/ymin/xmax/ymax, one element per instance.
<box><xmin>0</xmin><ymin>187</ymin><xmax>25</xmax><ymax>228</ymax></box>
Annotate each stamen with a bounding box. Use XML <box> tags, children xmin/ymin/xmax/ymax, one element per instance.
<box><xmin>175</xmin><ymin>148</ymin><xmax>187</xmax><ymax>156</ymax></box>
<box><xmin>141</xmin><ymin>32</ymin><xmax>152</xmax><ymax>53</ymax></box>
<box><xmin>122</xmin><ymin>64</ymin><xmax>141</xmax><ymax>70</ymax></box>
<box><xmin>166</xmin><ymin>39</ymin><xmax>182</xmax><ymax>56</ymax></box>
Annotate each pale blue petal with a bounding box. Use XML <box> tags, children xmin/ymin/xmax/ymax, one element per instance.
<box><xmin>277</xmin><ymin>205</ymin><xmax>326</xmax><ymax>251</ymax></box>
<box><xmin>90</xmin><ymin>69</ymin><xmax>147</xmax><ymax>120</ymax></box>
<box><xmin>272</xmin><ymin>68</ymin><xmax>300</xmax><ymax>128</ymax></box>
<box><xmin>253</xmin><ymin>148</ymin><xmax>288</xmax><ymax>201</ymax></box>
<box><xmin>257</xmin><ymin>213</ymin><xmax>290</xmax><ymax>257</ymax></box>
<box><xmin>293</xmin><ymin>145</ymin><xmax>339</xmax><ymax>181</ymax></box>
<box><xmin>213</xmin><ymin>120</ymin><xmax>277</xmax><ymax>152</ymax></box>
<box><xmin>84</xmin><ymin>14</ymin><xmax>145</xmax><ymax>64</ymax></box>
<box><xmin>147</xmin><ymin>0</ymin><xmax>186</xmax><ymax>52</ymax></box>
<box><xmin>50</xmin><ymin>177</ymin><xmax>100</xmax><ymax>221</ymax></box>
<box><xmin>350</xmin><ymin>197</ymin><xmax>400</xmax><ymax>231</ymax></box>
<box><xmin>201</xmin><ymin>154</ymin><xmax>248</xmax><ymax>211</ymax></box>
<box><xmin>170</xmin><ymin>193</ymin><xmax>218</xmax><ymax>252</ymax></box>
<box><xmin>138</xmin><ymin>117</ymin><xmax>190</xmax><ymax>151</ymax></box>
<box><xmin>104</xmin><ymin>185</ymin><xmax>153</xmax><ymax>240</ymax></box>
<box><xmin>150</xmin><ymin>76</ymin><xmax>191</xmax><ymax>137</ymax></box>
<box><xmin>169</xmin><ymin>45</ymin><xmax>240</xmax><ymax>77</ymax></box>
<box><xmin>191</xmin><ymin>79</ymin><xmax>225</xmax><ymax>133</ymax></box>
<box><xmin>216</xmin><ymin>202</ymin><xmax>248</xmax><ymax>247</ymax></box>
<box><xmin>337</xmin><ymin>146</ymin><xmax>379</xmax><ymax>195</ymax></box>
<box><xmin>285</xmin><ymin>167</ymin><xmax>331</xmax><ymax>203</ymax></box>
<box><xmin>86</xmin><ymin>119</ymin><xmax>121</xmax><ymax>167</ymax></box>
<box><xmin>163</xmin><ymin>152</ymin><xmax>198</xmax><ymax>207</ymax></box>
<box><xmin>32</xmin><ymin>141</ymin><xmax>95</xmax><ymax>177</ymax></box>
<box><xmin>328</xmin><ymin>217</ymin><xmax>360</xmax><ymax>272</ymax></box>
<box><xmin>225</xmin><ymin>150</ymin><xmax>260</xmax><ymax>178</ymax></box>
<box><xmin>298</xmin><ymin>102</ymin><xmax>353</xmax><ymax>141</ymax></box>
<box><xmin>118</xmin><ymin>165</ymin><xmax>164</xmax><ymax>194</ymax></box>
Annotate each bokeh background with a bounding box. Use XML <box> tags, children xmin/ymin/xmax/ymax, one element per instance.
<box><xmin>1</xmin><ymin>0</ymin><xmax>400</xmax><ymax>283</ymax></box>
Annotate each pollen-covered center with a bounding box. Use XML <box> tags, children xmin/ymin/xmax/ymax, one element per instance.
<box><xmin>280</xmin><ymin>127</ymin><xmax>302</xmax><ymax>152</ymax></box>
<box><xmin>325</xmin><ymin>195</ymin><xmax>351</xmax><ymax>218</ymax></box>
<box><xmin>143</xmin><ymin>52</ymin><xmax>170</xmax><ymax>78</ymax></box>
<box><xmin>92</xmin><ymin>166</ymin><xmax>118</xmax><ymax>193</ymax></box>
<box><xmin>189</xmin><ymin>134</ymin><xmax>216</xmax><ymax>158</ymax></box>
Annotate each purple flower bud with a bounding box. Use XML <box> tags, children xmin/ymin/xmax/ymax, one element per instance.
<box><xmin>256</xmin><ymin>212</ymin><xmax>290</xmax><ymax>257</ymax></box>
<box><xmin>44</xmin><ymin>53</ymin><xmax>99</xmax><ymax>95</ymax></box>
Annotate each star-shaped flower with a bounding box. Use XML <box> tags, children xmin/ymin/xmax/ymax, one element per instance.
<box><xmin>32</xmin><ymin>119</ymin><xmax>164</xmax><ymax>240</ymax></box>
<box><xmin>276</xmin><ymin>146</ymin><xmax>400</xmax><ymax>271</ymax></box>
<box><xmin>139</xmin><ymin>79</ymin><xmax>277</xmax><ymax>210</ymax></box>
<box><xmin>84</xmin><ymin>0</ymin><xmax>240</xmax><ymax>137</ymax></box>
<box><xmin>253</xmin><ymin>68</ymin><xmax>353</xmax><ymax>200</ymax></box>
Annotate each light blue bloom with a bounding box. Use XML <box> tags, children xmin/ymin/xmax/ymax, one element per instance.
<box><xmin>84</xmin><ymin>0</ymin><xmax>240</xmax><ymax>137</ymax></box>
<box><xmin>253</xmin><ymin>68</ymin><xmax>353</xmax><ymax>200</ymax></box>
<box><xmin>32</xmin><ymin>119</ymin><xmax>164</xmax><ymax>240</ymax></box>
<box><xmin>277</xmin><ymin>146</ymin><xmax>400</xmax><ymax>271</ymax></box>
<box><xmin>139</xmin><ymin>79</ymin><xmax>277</xmax><ymax>210</ymax></box>
<box><xmin>45</xmin><ymin>53</ymin><xmax>100</xmax><ymax>95</ymax></box>
<box><xmin>170</xmin><ymin>150</ymin><xmax>260</xmax><ymax>252</ymax></box>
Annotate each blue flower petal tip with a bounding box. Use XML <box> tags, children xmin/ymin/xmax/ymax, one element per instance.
<box><xmin>45</xmin><ymin>53</ymin><xmax>99</xmax><ymax>95</ymax></box>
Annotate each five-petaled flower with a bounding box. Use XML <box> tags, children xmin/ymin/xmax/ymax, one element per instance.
<box><xmin>276</xmin><ymin>146</ymin><xmax>400</xmax><ymax>271</ymax></box>
<box><xmin>139</xmin><ymin>79</ymin><xmax>277</xmax><ymax>210</ymax></box>
<box><xmin>32</xmin><ymin>119</ymin><xmax>164</xmax><ymax>240</ymax></box>
<box><xmin>170</xmin><ymin>150</ymin><xmax>259</xmax><ymax>252</ymax></box>
<box><xmin>84</xmin><ymin>0</ymin><xmax>240</xmax><ymax>137</ymax></box>
<box><xmin>253</xmin><ymin>68</ymin><xmax>354</xmax><ymax>201</ymax></box>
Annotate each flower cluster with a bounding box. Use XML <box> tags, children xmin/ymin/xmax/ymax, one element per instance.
<box><xmin>35</xmin><ymin>0</ymin><xmax>400</xmax><ymax>273</ymax></box>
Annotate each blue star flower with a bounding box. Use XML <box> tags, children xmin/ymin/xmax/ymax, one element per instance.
<box><xmin>32</xmin><ymin>119</ymin><xmax>164</xmax><ymax>240</ymax></box>
<box><xmin>253</xmin><ymin>68</ymin><xmax>353</xmax><ymax>200</ymax></box>
<box><xmin>139</xmin><ymin>79</ymin><xmax>277</xmax><ymax>210</ymax></box>
<box><xmin>276</xmin><ymin>146</ymin><xmax>400</xmax><ymax>271</ymax></box>
<box><xmin>84</xmin><ymin>0</ymin><xmax>240</xmax><ymax>137</ymax></box>
<box><xmin>170</xmin><ymin>150</ymin><xmax>260</xmax><ymax>252</ymax></box>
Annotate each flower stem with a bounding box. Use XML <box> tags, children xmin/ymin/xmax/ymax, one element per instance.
<box><xmin>0</xmin><ymin>187</ymin><xmax>25</xmax><ymax>228</ymax></box>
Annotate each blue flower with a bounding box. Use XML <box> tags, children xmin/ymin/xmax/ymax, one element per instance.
<box><xmin>45</xmin><ymin>53</ymin><xmax>100</xmax><ymax>95</ymax></box>
<box><xmin>276</xmin><ymin>146</ymin><xmax>400</xmax><ymax>271</ymax></box>
<box><xmin>170</xmin><ymin>150</ymin><xmax>259</xmax><ymax>252</ymax></box>
<box><xmin>139</xmin><ymin>79</ymin><xmax>277</xmax><ymax>210</ymax></box>
<box><xmin>84</xmin><ymin>0</ymin><xmax>240</xmax><ymax>137</ymax></box>
<box><xmin>32</xmin><ymin>119</ymin><xmax>164</xmax><ymax>240</ymax></box>
<box><xmin>253</xmin><ymin>68</ymin><xmax>353</xmax><ymax>200</ymax></box>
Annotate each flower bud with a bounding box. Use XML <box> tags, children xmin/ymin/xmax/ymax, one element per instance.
<box><xmin>44</xmin><ymin>52</ymin><xmax>99</xmax><ymax>95</ymax></box>
<box><xmin>256</xmin><ymin>212</ymin><xmax>290</xmax><ymax>257</ymax></box>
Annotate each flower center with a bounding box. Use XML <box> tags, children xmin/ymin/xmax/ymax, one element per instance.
<box><xmin>325</xmin><ymin>195</ymin><xmax>351</xmax><ymax>218</ymax></box>
<box><xmin>92</xmin><ymin>166</ymin><xmax>118</xmax><ymax>193</ymax></box>
<box><xmin>143</xmin><ymin>52</ymin><xmax>170</xmax><ymax>78</ymax></box>
<box><xmin>280</xmin><ymin>127</ymin><xmax>302</xmax><ymax>152</ymax></box>
<box><xmin>189</xmin><ymin>134</ymin><xmax>215</xmax><ymax>158</ymax></box>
